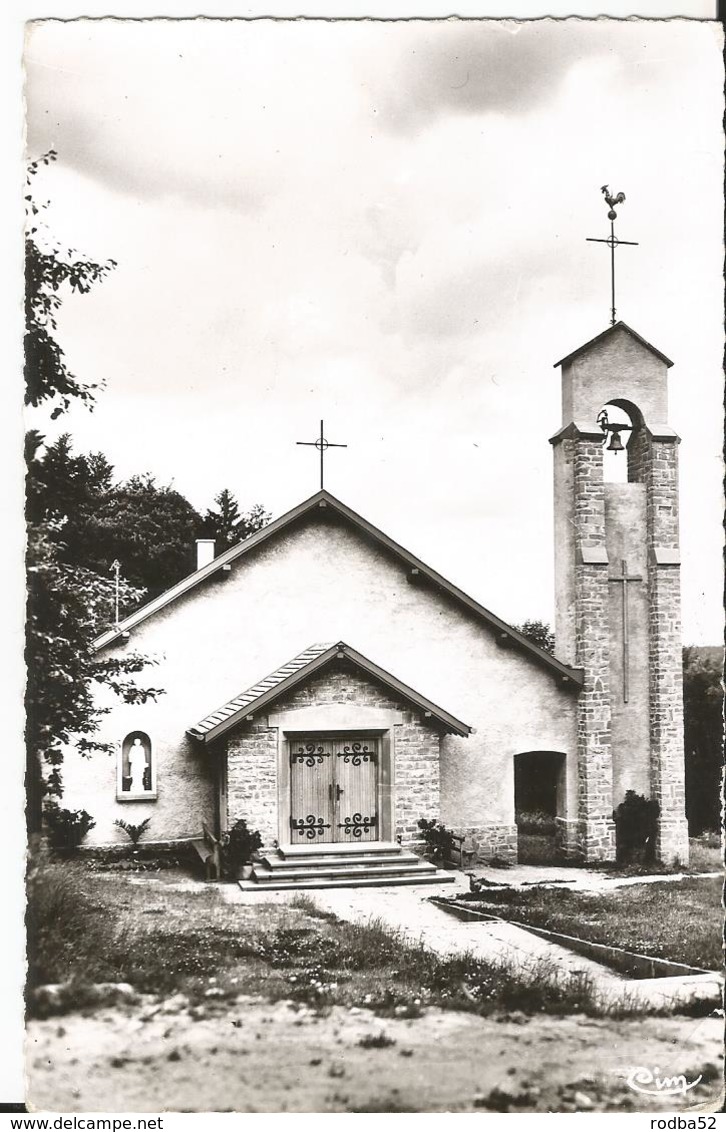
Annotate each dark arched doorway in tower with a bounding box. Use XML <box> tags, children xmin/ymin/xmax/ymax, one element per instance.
<box><xmin>514</xmin><ymin>751</ymin><xmax>566</xmax><ymax>864</ymax></box>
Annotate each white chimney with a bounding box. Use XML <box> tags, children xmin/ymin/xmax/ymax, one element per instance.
<box><xmin>196</xmin><ymin>539</ymin><xmax>216</xmax><ymax>571</ymax></box>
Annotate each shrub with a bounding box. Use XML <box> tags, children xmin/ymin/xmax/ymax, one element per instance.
<box><xmin>26</xmin><ymin>862</ymin><xmax>112</xmax><ymax>991</ymax></box>
<box><xmin>516</xmin><ymin>809</ymin><xmax>556</xmax><ymax>835</ymax></box>
<box><xmin>613</xmin><ymin>791</ymin><xmax>660</xmax><ymax>864</ymax></box>
<box><xmin>114</xmin><ymin>817</ymin><xmax>152</xmax><ymax>846</ymax></box>
<box><xmin>417</xmin><ymin>818</ymin><xmax>456</xmax><ymax>864</ymax></box>
<box><xmin>44</xmin><ymin>805</ymin><xmax>95</xmax><ymax>850</ymax></box>
<box><xmin>222</xmin><ymin>819</ymin><xmax>263</xmax><ymax>877</ymax></box>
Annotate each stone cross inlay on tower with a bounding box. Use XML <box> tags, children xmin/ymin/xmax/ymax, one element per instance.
<box><xmin>608</xmin><ymin>558</ymin><xmax>643</xmax><ymax>703</ymax></box>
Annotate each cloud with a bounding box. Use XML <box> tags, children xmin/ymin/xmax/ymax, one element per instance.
<box><xmin>375</xmin><ymin>21</ymin><xmax>591</xmax><ymax>131</ymax></box>
<box><xmin>21</xmin><ymin>18</ymin><xmax>724</xmax><ymax>641</ymax></box>
<box><xmin>374</xmin><ymin>19</ymin><xmax>711</xmax><ymax>135</ymax></box>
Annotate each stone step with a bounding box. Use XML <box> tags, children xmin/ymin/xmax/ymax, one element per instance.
<box><xmin>274</xmin><ymin>841</ymin><xmax>404</xmax><ymax>859</ymax></box>
<box><xmin>251</xmin><ymin>860</ymin><xmax>438</xmax><ymax>883</ymax></box>
<box><xmin>258</xmin><ymin>850</ymin><xmax>421</xmax><ymax>871</ymax></box>
<box><xmin>238</xmin><ymin>870</ymin><xmax>456</xmax><ymax>892</ymax></box>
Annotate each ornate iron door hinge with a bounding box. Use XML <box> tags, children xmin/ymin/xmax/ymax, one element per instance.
<box><xmin>290</xmin><ymin>815</ymin><xmax>331</xmax><ymax>839</ymax></box>
<box><xmin>291</xmin><ymin>743</ymin><xmax>332</xmax><ymax>766</ymax></box>
<box><xmin>337</xmin><ymin>813</ymin><xmax>377</xmax><ymax>838</ymax></box>
<box><xmin>337</xmin><ymin>742</ymin><xmax>375</xmax><ymax>765</ymax></box>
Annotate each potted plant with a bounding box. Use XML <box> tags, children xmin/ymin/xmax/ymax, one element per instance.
<box><xmin>416</xmin><ymin>817</ymin><xmax>457</xmax><ymax>865</ymax></box>
<box><xmin>222</xmin><ymin>819</ymin><xmax>263</xmax><ymax>879</ymax></box>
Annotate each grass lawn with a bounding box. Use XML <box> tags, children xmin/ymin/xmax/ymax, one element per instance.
<box><xmin>26</xmin><ymin>856</ymin><xmax>693</xmax><ymax>1022</ymax></box>
<box><xmin>460</xmin><ymin>876</ymin><xmax>723</xmax><ymax>972</ymax></box>
<box><xmin>687</xmin><ymin>833</ymin><xmax>722</xmax><ymax>873</ymax></box>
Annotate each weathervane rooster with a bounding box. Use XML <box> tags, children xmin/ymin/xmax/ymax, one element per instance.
<box><xmin>601</xmin><ymin>185</ymin><xmax>626</xmax><ymax>219</ymax></box>
<box><xmin>588</xmin><ymin>185</ymin><xmax>638</xmax><ymax>325</ymax></box>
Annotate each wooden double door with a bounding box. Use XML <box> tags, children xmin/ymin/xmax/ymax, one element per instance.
<box><xmin>289</xmin><ymin>736</ymin><xmax>379</xmax><ymax>844</ymax></box>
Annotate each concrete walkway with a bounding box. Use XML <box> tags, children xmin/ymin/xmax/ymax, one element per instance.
<box><xmin>226</xmin><ymin>871</ymin><xmax>723</xmax><ymax>1013</ymax></box>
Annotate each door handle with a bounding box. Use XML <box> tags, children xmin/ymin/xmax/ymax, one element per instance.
<box><xmin>336</xmin><ymin>784</ymin><xmax>344</xmax><ymax>801</ymax></box>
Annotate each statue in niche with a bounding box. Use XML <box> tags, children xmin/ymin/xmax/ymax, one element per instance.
<box><xmin>128</xmin><ymin>736</ymin><xmax>148</xmax><ymax>793</ymax></box>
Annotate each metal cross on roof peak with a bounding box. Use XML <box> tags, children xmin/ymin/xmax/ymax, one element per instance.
<box><xmin>586</xmin><ymin>185</ymin><xmax>639</xmax><ymax>326</ymax></box>
<box><xmin>110</xmin><ymin>558</ymin><xmax>122</xmax><ymax>628</ymax></box>
<box><xmin>296</xmin><ymin>420</ymin><xmax>347</xmax><ymax>490</ymax></box>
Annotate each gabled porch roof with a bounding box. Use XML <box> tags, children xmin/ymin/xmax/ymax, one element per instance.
<box><xmin>187</xmin><ymin>640</ymin><xmax>473</xmax><ymax>744</ymax></box>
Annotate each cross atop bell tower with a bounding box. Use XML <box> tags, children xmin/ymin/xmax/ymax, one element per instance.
<box><xmin>549</xmin><ymin>318</ymin><xmax>689</xmax><ymax>867</ymax></box>
<box><xmin>586</xmin><ymin>185</ymin><xmax>639</xmax><ymax>326</ymax></box>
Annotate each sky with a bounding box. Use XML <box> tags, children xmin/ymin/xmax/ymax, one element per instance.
<box><xmin>23</xmin><ymin>17</ymin><xmax>724</xmax><ymax>642</ymax></box>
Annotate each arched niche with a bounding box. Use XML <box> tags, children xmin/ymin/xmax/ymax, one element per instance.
<box><xmin>117</xmin><ymin>730</ymin><xmax>156</xmax><ymax>800</ymax></box>
<box><xmin>597</xmin><ymin>398</ymin><xmax>645</xmax><ymax>484</ymax></box>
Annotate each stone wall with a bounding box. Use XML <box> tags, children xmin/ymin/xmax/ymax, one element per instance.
<box><xmin>643</xmin><ymin>434</ymin><xmax>689</xmax><ymax>863</ymax></box>
<box><xmin>227</xmin><ymin>724</ymin><xmax>278</xmax><ymax>845</ymax></box>
<box><xmin>573</xmin><ymin>437</ymin><xmax>616</xmax><ymax>860</ymax></box>
<box><xmin>224</xmin><ymin>661</ymin><xmax>442</xmax><ymax>847</ymax></box>
<box><xmin>553</xmin><ymin>326</ymin><xmax>689</xmax><ymax>866</ymax></box>
<box><xmin>456</xmin><ymin>824</ymin><xmax>518</xmax><ymax>863</ymax></box>
<box><xmin>393</xmin><ymin>716</ymin><xmax>441</xmax><ymax>842</ymax></box>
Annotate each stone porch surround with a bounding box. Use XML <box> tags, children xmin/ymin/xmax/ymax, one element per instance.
<box><xmin>224</xmin><ymin>662</ymin><xmax>517</xmax><ymax>862</ymax></box>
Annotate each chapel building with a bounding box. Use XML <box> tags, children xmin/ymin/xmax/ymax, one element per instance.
<box><xmin>61</xmin><ymin>320</ymin><xmax>690</xmax><ymax>870</ymax></box>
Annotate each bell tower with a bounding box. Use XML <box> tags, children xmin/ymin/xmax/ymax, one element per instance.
<box><xmin>550</xmin><ymin>321</ymin><xmax>689</xmax><ymax>865</ymax></box>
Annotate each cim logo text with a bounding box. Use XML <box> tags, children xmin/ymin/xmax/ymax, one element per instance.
<box><xmin>627</xmin><ymin>1066</ymin><xmax>703</xmax><ymax>1098</ymax></box>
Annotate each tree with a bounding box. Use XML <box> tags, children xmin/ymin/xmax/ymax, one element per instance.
<box><xmin>25</xmin><ymin>151</ymin><xmax>116</xmax><ymax>418</ymax></box>
<box><xmin>24</xmin><ymin>156</ymin><xmax>162</xmax><ymax>830</ymax></box>
<box><xmin>28</xmin><ymin>438</ymin><xmax>271</xmax><ymax>605</ymax></box>
<box><xmin>25</xmin><ymin>522</ymin><xmax>163</xmax><ymax>812</ymax></box>
<box><xmin>682</xmin><ymin>645</ymin><xmax>723</xmax><ymax>835</ymax></box>
<box><xmin>203</xmin><ymin>488</ymin><xmax>241</xmax><ymax>549</ymax></box>
<box><xmin>28</xmin><ymin>434</ymin><xmax>201</xmax><ymax>600</ymax></box>
<box><xmin>25</xmin><ymin>431</ymin><xmax>114</xmax><ymax>542</ymax></box>
<box><xmin>203</xmin><ymin>489</ymin><xmax>270</xmax><ymax>551</ymax></box>
<box><xmin>514</xmin><ymin>619</ymin><xmax>555</xmax><ymax>654</ymax></box>
<box><xmin>89</xmin><ymin>475</ymin><xmax>203</xmax><ymax>600</ymax></box>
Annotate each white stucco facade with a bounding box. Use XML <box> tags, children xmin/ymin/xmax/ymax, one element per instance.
<box><xmin>63</xmin><ymin>506</ymin><xmax>579</xmax><ymax>852</ymax></box>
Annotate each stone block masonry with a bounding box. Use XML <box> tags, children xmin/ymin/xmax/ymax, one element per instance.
<box><xmin>553</xmin><ymin>326</ymin><xmax>690</xmax><ymax>868</ymax></box>
<box><xmin>392</xmin><ymin>716</ymin><xmax>441</xmax><ymax>842</ymax></box>
<box><xmin>225</xmin><ymin>661</ymin><xmax>443</xmax><ymax>848</ymax></box>
<box><xmin>226</xmin><ymin>724</ymin><xmax>278</xmax><ymax>845</ymax></box>
<box><xmin>643</xmin><ymin>435</ymin><xmax>689</xmax><ymax>864</ymax></box>
<box><xmin>456</xmin><ymin>824</ymin><xmax>518</xmax><ymax>864</ymax></box>
<box><xmin>573</xmin><ymin>438</ymin><xmax>616</xmax><ymax>860</ymax></box>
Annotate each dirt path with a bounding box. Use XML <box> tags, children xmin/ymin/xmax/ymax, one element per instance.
<box><xmin>26</xmin><ymin>996</ymin><xmax>723</xmax><ymax>1113</ymax></box>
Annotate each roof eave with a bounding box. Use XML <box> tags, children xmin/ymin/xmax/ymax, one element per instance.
<box><xmin>554</xmin><ymin>321</ymin><xmax>674</xmax><ymax>370</ymax></box>
<box><xmin>188</xmin><ymin>641</ymin><xmax>473</xmax><ymax>744</ymax></box>
<box><xmin>93</xmin><ymin>490</ymin><xmax>331</xmax><ymax>650</ymax></box>
<box><xmin>188</xmin><ymin>645</ymin><xmax>339</xmax><ymax>744</ymax></box>
<box><xmin>94</xmin><ymin>488</ymin><xmax>582</xmax><ymax>688</ymax></box>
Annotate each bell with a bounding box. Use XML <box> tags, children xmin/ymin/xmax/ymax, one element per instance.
<box><xmin>606</xmin><ymin>427</ymin><xmax>626</xmax><ymax>453</ymax></box>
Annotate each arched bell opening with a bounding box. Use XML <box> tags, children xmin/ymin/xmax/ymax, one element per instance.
<box><xmin>513</xmin><ymin>751</ymin><xmax>566</xmax><ymax>864</ymax></box>
<box><xmin>597</xmin><ymin>399</ymin><xmax>645</xmax><ymax>484</ymax></box>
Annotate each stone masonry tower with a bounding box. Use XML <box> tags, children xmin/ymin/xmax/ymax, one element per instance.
<box><xmin>550</xmin><ymin>321</ymin><xmax>689</xmax><ymax>865</ymax></box>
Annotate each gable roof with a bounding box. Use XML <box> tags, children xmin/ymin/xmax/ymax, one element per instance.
<box><xmin>187</xmin><ymin>640</ymin><xmax>473</xmax><ymax>743</ymax></box>
<box><xmin>93</xmin><ymin>489</ymin><xmax>582</xmax><ymax>688</ymax></box>
<box><xmin>554</xmin><ymin>321</ymin><xmax>674</xmax><ymax>370</ymax></box>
